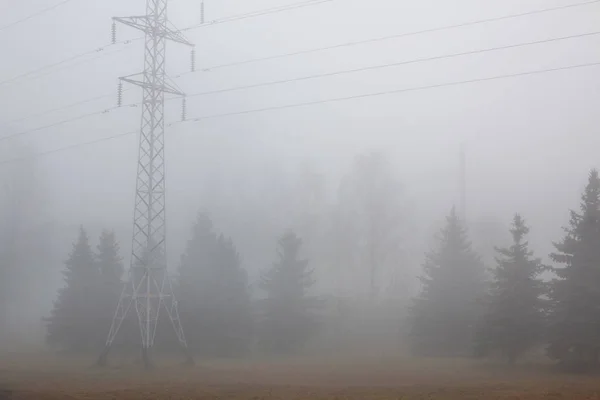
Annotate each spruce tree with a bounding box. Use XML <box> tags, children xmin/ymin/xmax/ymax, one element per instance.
<box><xmin>548</xmin><ymin>169</ymin><xmax>600</xmax><ymax>370</ymax></box>
<box><xmin>46</xmin><ymin>227</ymin><xmax>100</xmax><ymax>351</ymax></box>
<box><xmin>476</xmin><ymin>214</ymin><xmax>546</xmax><ymax>364</ymax></box>
<box><xmin>259</xmin><ymin>231</ymin><xmax>320</xmax><ymax>354</ymax></box>
<box><xmin>410</xmin><ymin>207</ymin><xmax>485</xmax><ymax>357</ymax></box>
<box><xmin>95</xmin><ymin>230</ymin><xmax>124</xmax><ymax>348</ymax></box>
<box><xmin>177</xmin><ymin>214</ymin><xmax>253</xmax><ymax>357</ymax></box>
<box><xmin>97</xmin><ymin>230</ymin><xmax>124</xmax><ymax>286</ymax></box>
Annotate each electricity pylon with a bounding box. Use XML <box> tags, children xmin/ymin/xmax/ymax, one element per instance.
<box><xmin>97</xmin><ymin>0</ymin><xmax>194</xmax><ymax>369</ymax></box>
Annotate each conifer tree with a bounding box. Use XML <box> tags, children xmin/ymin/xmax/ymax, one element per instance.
<box><xmin>259</xmin><ymin>231</ymin><xmax>320</xmax><ymax>354</ymax></box>
<box><xmin>410</xmin><ymin>207</ymin><xmax>486</xmax><ymax>356</ymax></box>
<box><xmin>96</xmin><ymin>230</ymin><xmax>124</xmax><ymax>286</ymax></box>
<box><xmin>547</xmin><ymin>169</ymin><xmax>600</xmax><ymax>370</ymax></box>
<box><xmin>476</xmin><ymin>214</ymin><xmax>546</xmax><ymax>364</ymax></box>
<box><xmin>177</xmin><ymin>214</ymin><xmax>253</xmax><ymax>357</ymax></box>
<box><xmin>46</xmin><ymin>227</ymin><xmax>100</xmax><ymax>351</ymax></box>
<box><xmin>95</xmin><ymin>230</ymin><xmax>124</xmax><ymax>347</ymax></box>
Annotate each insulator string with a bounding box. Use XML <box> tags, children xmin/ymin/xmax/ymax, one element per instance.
<box><xmin>111</xmin><ymin>20</ymin><xmax>117</xmax><ymax>45</ymax></box>
<box><xmin>181</xmin><ymin>97</ymin><xmax>187</xmax><ymax>121</ymax></box>
<box><xmin>191</xmin><ymin>48</ymin><xmax>196</xmax><ymax>72</ymax></box>
<box><xmin>117</xmin><ymin>80</ymin><xmax>123</xmax><ymax>107</ymax></box>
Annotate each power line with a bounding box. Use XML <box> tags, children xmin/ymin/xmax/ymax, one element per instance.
<box><xmin>6</xmin><ymin>29</ymin><xmax>598</xmax><ymax>131</ymax></box>
<box><xmin>176</xmin><ymin>61</ymin><xmax>600</xmax><ymax>123</ymax></box>
<box><xmin>3</xmin><ymin>60</ymin><xmax>598</xmax><ymax>166</ymax></box>
<box><xmin>0</xmin><ymin>104</ymin><xmax>137</xmax><ymax>143</ymax></box>
<box><xmin>0</xmin><ymin>0</ymin><xmax>327</xmax><ymax>88</ymax></box>
<box><xmin>181</xmin><ymin>0</ymin><xmax>333</xmax><ymax>31</ymax></box>
<box><xmin>5</xmin><ymin>47</ymin><xmax>130</xmax><ymax>91</ymax></box>
<box><xmin>7</xmin><ymin>0</ymin><xmax>592</xmax><ymax>91</ymax></box>
<box><xmin>177</xmin><ymin>30</ymin><xmax>600</xmax><ymax>99</ymax></box>
<box><xmin>0</xmin><ymin>130</ymin><xmax>137</xmax><ymax>166</ymax></box>
<box><xmin>2</xmin><ymin>93</ymin><xmax>113</xmax><ymax>126</ymax></box>
<box><xmin>189</xmin><ymin>0</ymin><xmax>600</xmax><ymax>73</ymax></box>
<box><xmin>5</xmin><ymin>30</ymin><xmax>598</xmax><ymax>135</ymax></box>
<box><xmin>0</xmin><ymin>41</ymin><xmax>133</xmax><ymax>87</ymax></box>
<box><xmin>2</xmin><ymin>0</ymin><xmax>597</xmax><ymax>132</ymax></box>
<box><xmin>0</xmin><ymin>0</ymin><xmax>76</xmax><ymax>32</ymax></box>
<box><xmin>1</xmin><ymin>87</ymin><xmax>134</xmax><ymax>126</ymax></box>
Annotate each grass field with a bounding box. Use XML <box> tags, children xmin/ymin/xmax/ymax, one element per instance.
<box><xmin>1</xmin><ymin>352</ymin><xmax>600</xmax><ymax>399</ymax></box>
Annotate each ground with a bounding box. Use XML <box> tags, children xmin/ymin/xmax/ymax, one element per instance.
<box><xmin>1</xmin><ymin>352</ymin><xmax>600</xmax><ymax>399</ymax></box>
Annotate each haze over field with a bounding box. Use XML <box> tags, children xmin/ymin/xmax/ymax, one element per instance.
<box><xmin>1</xmin><ymin>1</ymin><xmax>600</xmax><ymax>398</ymax></box>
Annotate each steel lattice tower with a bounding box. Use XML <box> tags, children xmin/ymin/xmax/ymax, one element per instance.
<box><xmin>97</xmin><ymin>0</ymin><xmax>194</xmax><ymax>369</ymax></box>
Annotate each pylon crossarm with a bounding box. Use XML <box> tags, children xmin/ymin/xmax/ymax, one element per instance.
<box><xmin>119</xmin><ymin>76</ymin><xmax>186</xmax><ymax>96</ymax></box>
<box><xmin>114</xmin><ymin>16</ymin><xmax>193</xmax><ymax>46</ymax></box>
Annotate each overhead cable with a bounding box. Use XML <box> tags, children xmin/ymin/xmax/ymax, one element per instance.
<box><xmin>175</xmin><ymin>61</ymin><xmax>600</xmax><ymax>123</ymax></box>
<box><xmin>0</xmin><ymin>104</ymin><xmax>137</xmax><ymax>143</ymax></box>
<box><xmin>182</xmin><ymin>0</ymin><xmax>333</xmax><ymax>31</ymax></box>
<box><xmin>3</xmin><ymin>60</ymin><xmax>597</xmax><ymax>166</ymax></box>
<box><xmin>174</xmin><ymin>31</ymin><xmax>600</xmax><ymax>99</ymax></box>
<box><xmin>0</xmin><ymin>0</ymin><xmax>76</xmax><ymax>32</ymax></box>
<box><xmin>188</xmin><ymin>0</ymin><xmax>600</xmax><ymax>73</ymax></box>
<box><xmin>7</xmin><ymin>30</ymin><xmax>599</xmax><ymax>133</ymax></box>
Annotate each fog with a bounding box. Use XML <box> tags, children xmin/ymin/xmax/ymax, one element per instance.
<box><xmin>0</xmin><ymin>0</ymin><xmax>599</xmax><ymax>364</ymax></box>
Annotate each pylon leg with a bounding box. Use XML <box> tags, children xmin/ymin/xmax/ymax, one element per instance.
<box><xmin>96</xmin><ymin>346</ymin><xmax>110</xmax><ymax>367</ymax></box>
<box><xmin>141</xmin><ymin>345</ymin><xmax>153</xmax><ymax>370</ymax></box>
<box><xmin>160</xmin><ymin>270</ymin><xmax>194</xmax><ymax>366</ymax></box>
<box><xmin>96</xmin><ymin>278</ymin><xmax>135</xmax><ymax>367</ymax></box>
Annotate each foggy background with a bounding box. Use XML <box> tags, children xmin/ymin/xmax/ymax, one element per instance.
<box><xmin>0</xmin><ymin>0</ymin><xmax>599</xmax><ymax>351</ymax></box>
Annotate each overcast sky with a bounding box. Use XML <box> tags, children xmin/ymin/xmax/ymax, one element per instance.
<box><xmin>0</xmin><ymin>0</ymin><xmax>599</xmax><ymax>265</ymax></box>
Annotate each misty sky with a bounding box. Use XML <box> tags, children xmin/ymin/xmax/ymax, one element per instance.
<box><xmin>0</xmin><ymin>0</ymin><xmax>599</xmax><ymax>267</ymax></box>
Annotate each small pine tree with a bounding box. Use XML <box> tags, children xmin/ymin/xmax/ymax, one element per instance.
<box><xmin>410</xmin><ymin>207</ymin><xmax>486</xmax><ymax>357</ymax></box>
<box><xmin>476</xmin><ymin>214</ymin><xmax>546</xmax><ymax>364</ymax></box>
<box><xmin>46</xmin><ymin>227</ymin><xmax>100</xmax><ymax>351</ymax></box>
<box><xmin>259</xmin><ymin>231</ymin><xmax>320</xmax><ymax>354</ymax></box>
<box><xmin>547</xmin><ymin>169</ymin><xmax>600</xmax><ymax>371</ymax></box>
<box><xmin>177</xmin><ymin>214</ymin><xmax>253</xmax><ymax>357</ymax></box>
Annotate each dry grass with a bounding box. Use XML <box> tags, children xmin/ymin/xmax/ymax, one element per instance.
<box><xmin>1</xmin><ymin>352</ymin><xmax>600</xmax><ymax>399</ymax></box>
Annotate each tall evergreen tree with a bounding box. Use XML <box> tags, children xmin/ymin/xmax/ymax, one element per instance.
<box><xmin>547</xmin><ymin>169</ymin><xmax>600</xmax><ymax>370</ymax></box>
<box><xmin>95</xmin><ymin>230</ymin><xmax>124</xmax><ymax>348</ymax></box>
<box><xmin>46</xmin><ymin>227</ymin><xmax>100</xmax><ymax>351</ymax></box>
<box><xmin>476</xmin><ymin>214</ymin><xmax>546</xmax><ymax>364</ymax></box>
<box><xmin>410</xmin><ymin>207</ymin><xmax>485</xmax><ymax>357</ymax></box>
<box><xmin>259</xmin><ymin>231</ymin><xmax>320</xmax><ymax>354</ymax></box>
<box><xmin>96</xmin><ymin>230</ymin><xmax>124</xmax><ymax>286</ymax></box>
<box><xmin>176</xmin><ymin>214</ymin><xmax>253</xmax><ymax>357</ymax></box>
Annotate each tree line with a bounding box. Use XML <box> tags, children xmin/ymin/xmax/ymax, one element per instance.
<box><xmin>411</xmin><ymin>169</ymin><xmax>600</xmax><ymax>371</ymax></box>
<box><xmin>45</xmin><ymin>216</ymin><xmax>320</xmax><ymax>357</ymax></box>
<box><xmin>45</xmin><ymin>165</ymin><xmax>600</xmax><ymax>372</ymax></box>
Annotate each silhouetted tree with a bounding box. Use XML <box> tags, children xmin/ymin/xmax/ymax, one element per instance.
<box><xmin>410</xmin><ymin>207</ymin><xmax>486</xmax><ymax>356</ymax></box>
<box><xmin>259</xmin><ymin>231</ymin><xmax>320</xmax><ymax>354</ymax></box>
<box><xmin>476</xmin><ymin>214</ymin><xmax>546</xmax><ymax>364</ymax></box>
<box><xmin>547</xmin><ymin>169</ymin><xmax>600</xmax><ymax>371</ymax></box>
<box><xmin>46</xmin><ymin>227</ymin><xmax>101</xmax><ymax>351</ymax></box>
<box><xmin>97</xmin><ymin>230</ymin><xmax>124</xmax><ymax>285</ymax></box>
<box><xmin>334</xmin><ymin>152</ymin><xmax>409</xmax><ymax>300</ymax></box>
<box><xmin>95</xmin><ymin>230</ymin><xmax>124</xmax><ymax>347</ymax></box>
<box><xmin>177</xmin><ymin>214</ymin><xmax>253</xmax><ymax>357</ymax></box>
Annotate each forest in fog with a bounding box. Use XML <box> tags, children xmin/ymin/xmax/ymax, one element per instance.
<box><xmin>4</xmin><ymin>1</ymin><xmax>600</xmax><ymax>399</ymax></box>
<box><xmin>2</xmin><ymin>137</ymin><xmax>600</xmax><ymax>372</ymax></box>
